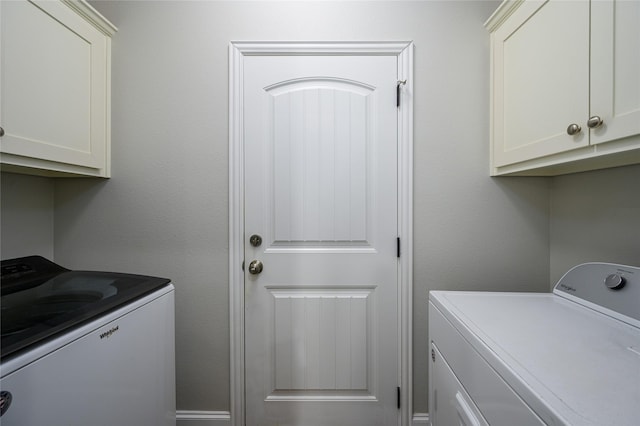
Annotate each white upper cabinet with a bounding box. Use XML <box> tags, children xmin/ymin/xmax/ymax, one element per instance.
<box><xmin>486</xmin><ymin>0</ymin><xmax>640</xmax><ymax>176</ymax></box>
<box><xmin>0</xmin><ymin>0</ymin><xmax>116</xmax><ymax>177</ymax></box>
<box><xmin>590</xmin><ymin>1</ymin><xmax>640</xmax><ymax>147</ymax></box>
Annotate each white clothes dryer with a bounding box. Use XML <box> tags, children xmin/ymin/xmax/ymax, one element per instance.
<box><xmin>429</xmin><ymin>262</ymin><xmax>640</xmax><ymax>426</ymax></box>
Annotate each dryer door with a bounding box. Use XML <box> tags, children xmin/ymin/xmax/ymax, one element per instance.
<box><xmin>430</xmin><ymin>343</ymin><xmax>488</xmax><ymax>426</ymax></box>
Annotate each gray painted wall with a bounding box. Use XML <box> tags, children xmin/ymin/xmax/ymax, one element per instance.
<box><xmin>1</xmin><ymin>173</ymin><xmax>54</xmax><ymax>260</ymax></box>
<box><xmin>9</xmin><ymin>0</ymin><xmax>637</xmax><ymax>418</ymax></box>
<box><xmin>550</xmin><ymin>164</ymin><xmax>640</xmax><ymax>285</ymax></box>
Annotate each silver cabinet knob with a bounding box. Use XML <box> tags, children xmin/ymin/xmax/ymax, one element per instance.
<box><xmin>566</xmin><ymin>123</ymin><xmax>582</xmax><ymax>135</ymax></box>
<box><xmin>587</xmin><ymin>116</ymin><xmax>603</xmax><ymax>129</ymax></box>
<box><xmin>248</xmin><ymin>260</ymin><xmax>263</xmax><ymax>275</ymax></box>
<box><xmin>0</xmin><ymin>126</ymin><xmax>5</xmax><ymax>137</ymax></box>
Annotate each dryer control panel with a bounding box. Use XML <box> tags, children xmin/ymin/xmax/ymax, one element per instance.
<box><xmin>553</xmin><ymin>262</ymin><xmax>640</xmax><ymax>328</ymax></box>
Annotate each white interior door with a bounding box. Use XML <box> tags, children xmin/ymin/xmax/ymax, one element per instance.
<box><xmin>243</xmin><ymin>53</ymin><xmax>400</xmax><ymax>426</ymax></box>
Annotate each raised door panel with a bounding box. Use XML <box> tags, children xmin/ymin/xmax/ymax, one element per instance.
<box><xmin>0</xmin><ymin>0</ymin><xmax>107</xmax><ymax>173</ymax></box>
<box><xmin>271</xmin><ymin>289</ymin><xmax>373</xmax><ymax>394</ymax></box>
<box><xmin>269</xmin><ymin>80</ymin><xmax>371</xmax><ymax>247</ymax></box>
<box><xmin>492</xmin><ymin>0</ymin><xmax>589</xmax><ymax>167</ymax></box>
<box><xmin>590</xmin><ymin>0</ymin><xmax>640</xmax><ymax>146</ymax></box>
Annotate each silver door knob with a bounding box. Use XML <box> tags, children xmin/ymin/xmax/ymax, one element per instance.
<box><xmin>566</xmin><ymin>123</ymin><xmax>581</xmax><ymax>135</ymax></box>
<box><xmin>587</xmin><ymin>116</ymin><xmax>603</xmax><ymax>129</ymax></box>
<box><xmin>248</xmin><ymin>260</ymin><xmax>263</xmax><ymax>275</ymax></box>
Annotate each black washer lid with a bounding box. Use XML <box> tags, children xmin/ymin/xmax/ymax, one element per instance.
<box><xmin>1</xmin><ymin>255</ymin><xmax>69</xmax><ymax>295</ymax></box>
<box><xmin>1</xmin><ymin>256</ymin><xmax>171</xmax><ymax>361</ymax></box>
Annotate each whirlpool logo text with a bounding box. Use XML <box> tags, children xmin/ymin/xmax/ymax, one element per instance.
<box><xmin>100</xmin><ymin>325</ymin><xmax>119</xmax><ymax>339</ymax></box>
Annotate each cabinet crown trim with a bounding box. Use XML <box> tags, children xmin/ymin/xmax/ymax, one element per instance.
<box><xmin>61</xmin><ymin>0</ymin><xmax>118</xmax><ymax>35</ymax></box>
<box><xmin>484</xmin><ymin>0</ymin><xmax>525</xmax><ymax>32</ymax></box>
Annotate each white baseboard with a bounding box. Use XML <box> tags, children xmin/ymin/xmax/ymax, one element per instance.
<box><xmin>176</xmin><ymin>410</ymin><xmax>231</xmax><ymax>426</ymax></box>
<box><xmin>176</xmin><ymin>410</ymin><xmax>425</xmax><ymax>426</ymax></box>
<box><xmin>412</xmin><ymin>412</ymin><xmax>430</xmax><ymax>425</ymax></box>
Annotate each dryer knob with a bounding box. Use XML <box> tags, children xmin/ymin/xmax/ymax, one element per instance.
<box><xmin>604</xmin><ymin>273</ymin><xmax>625</xmax><ymax>290</ymax></box>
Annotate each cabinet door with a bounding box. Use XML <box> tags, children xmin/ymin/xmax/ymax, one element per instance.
<box><xmin>492</xmin><ymin>0</ymin><xmax>590</xmax><ymax>167</ymax></box>
<box><xmin>590</xmin><ymin>0</ymin><xmax>640</xmax><ymax>146</ymax></box>
<box><xmin>0</xmin><ymin>0</ymin><xmax>108</xmax><ymax>173</ymax></box>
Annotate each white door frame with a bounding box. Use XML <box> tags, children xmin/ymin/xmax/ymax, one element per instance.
<box><xmin>229</xmin><ymin>41</ymin><xmax>414</xmax><ymax>426</ymax></box>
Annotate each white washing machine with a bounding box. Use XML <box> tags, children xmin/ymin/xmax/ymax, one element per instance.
<box><xmin>0</xmin><ymin>256</ymin><xmax>176</xmax><ymax>425</ymax></box>
<box><xmin>429</xmin><ymin>262</ymin><xmax>640</xmax><ymax>426</ymax></box>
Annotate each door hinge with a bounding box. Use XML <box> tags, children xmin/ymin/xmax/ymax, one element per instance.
<box><xmin>397</xmin><ymin>386</ymin><xmax>401</xmax><ymax>409</ymax></box>
<box><xmin>397</xmin><ymin>237</ymin><xmax>401</xmax><ymax>258</ymax></box>
<box><xmin>396</xmin><ymin>80</ymin><xmax>406</xmax><ymax>108</ymax></box>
